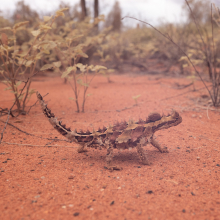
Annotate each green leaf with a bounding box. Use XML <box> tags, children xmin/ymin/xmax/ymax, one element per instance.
<box><xmin>76</xmin><ymin>63</ymin><xmax>86</xmax><ymax>72</ymax></box>
<box><xmin>107</xmin><ymin>69</ymin><xmax>115</xmax><ymax>73</ymax></box>
<box><xmin>55</xmin><ymin>8</ymin><xmax>69</xmax><ymax>18</ymax></box>
<box><xmin>53</xmin><ymin>61</ymin><xmax>61</xmax><ymax>68</ymax></box>
<box><xmin>25</xmin><ymin>60</ymin><xmax>33</xmax><ymax>67</ymax></box>
<box><xmin>31</xmin><ymin>29</ymin><xmax>41</xmax><ymax>37</ymax></box>
<box><xmin>182</xmin><ymin>64</ymin><xmax>188</xmax><ymax>68</ymax></box>
<box><xmin>132</xmin><ymin>95</ymin><xmax>141</xmax><ymax>100</ymax></box>
<box><xmin>10</xmin><ymin>90</ymin><xmax>17</xmax><ymax>94</ymax></box>
<box><xmin>15</xmin><ymin>81</ymin><xmax>22</xmax><ymax>87</ymax></box>
<box><xmin>77</xmin><ymin>79</ymin><xmax>83</xmax><ymax>85</ymax></box>
<box><xmin>40</xmin><ymin>64</ymin><xmax>54</xmax><ymax>71</ymax></box>
<box><xmin>2</xmin><ymin>80</ymin><xmax>9</xmax><ymax>84</ymax></box>
<box><xmin>61</xmin><ymin>66</ymin><xmax>76</xmax><ymax>78</ymax></box>
<box><xmin>56</xmin><ymin>11</ymin><xmax>64</xmax><ymax>17</ymax></box>
<box><xmin>59</xmin><ymin>8</ymin><xmax>69</xmax><ymax>12</ymax></box>
<box><xmin>4</xmin><ymin>86</ymin><xmax>12</xmax><ymax>91</ymax></box>
<box><xmin>44</xmin><ymin>16</ymin><xmax>52</xmax><ymax>22</ymax></box>
<box><xmin>77</xmin><ymin>52</ymin><xmax>88</xmax><ymax>58</ymax></box>
<box><xmin>40</xmin><ymin>25</ymin><xmax>52</xmax><ymax>30</ymax></box>
<box><xmin>13</xmin><ymin>21</ymin><xmax>29</xmax><ymax>30</ymax></box>
<box><xmin>42</xmin><ymin>49</ymin><xmax>50</xmax><ymax>54</ymax></box>
<box><xmin>0</xmin><ymin>27</ymin><xmax>12</xmax><ymax>31</ymax></box>
<box><xmin>92</xmin><ymin>65</ymin><xmax>107</xmax><ymax>72</ymax></box>
<box><xmin>28</xmin><ymin>89</ymin><xmax>36</xmax><ymax>99</ymax></box>
<box><xmin>69</xmin><ymin>97</ymin><xmax>76</xmax><ymax>101</ymax></box>
<box><xmin>35</xmin><ymin>52</ymin><xmax>43</xmax><ymax>60</ymax></box>
<box><xmin>71</xmin><ymin>35</ymin><xmax>84</xmax><ymax>41</ymax></box>
<box><xmin>18</xmin><ymin>94</ymin><xmax>24</xmax><ymax>100</ymax></box>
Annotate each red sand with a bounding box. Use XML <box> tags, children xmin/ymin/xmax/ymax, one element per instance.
<box><xmin>1</xmin><ymin>74</ymin><xmax>220</xmax><ymax>220</ymax></box>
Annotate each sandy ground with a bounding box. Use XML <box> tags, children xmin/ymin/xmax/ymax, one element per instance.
<box><xmin>0</xmin><ymin>74</ymin><xmax>220</xmax><ymax>220</ymax></box>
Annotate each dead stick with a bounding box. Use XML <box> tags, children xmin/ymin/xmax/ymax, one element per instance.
<box><xmin>0</xmin><ymin>71</ymin><xmax>39</xmax><ymax>144</ymax></box>
<box><xmin>1</xmin><ymin>141</ymin><xmax>77</xmax><ymax>148</ymax></box>
<box><xmin>0</xmin><ymin>119</ymin><xmax>70</xmax><ymax>142</ymax></box>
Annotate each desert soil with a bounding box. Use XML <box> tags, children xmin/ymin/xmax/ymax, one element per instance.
<box><xmin>0</xmin><ymin>73</ymin><xmax>220</xmax><ymax>220</ymax></box>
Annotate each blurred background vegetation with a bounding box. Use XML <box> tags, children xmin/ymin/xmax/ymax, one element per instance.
<box><xmin>1</xmin><ymin>0</ymin><xmax>219</xmax><ymax>74</ymax></box>
<box><xmin>1</xmin><ymin>0</ymin><xmax>220</xmax><ymax>113</ymax></box>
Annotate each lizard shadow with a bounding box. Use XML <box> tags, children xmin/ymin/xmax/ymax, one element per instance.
<box><xmin>82</xmin><ymin>148</ymin><xmax>168</xmax><ymax>166</ymax></box>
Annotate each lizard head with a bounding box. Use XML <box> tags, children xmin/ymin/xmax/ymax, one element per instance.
<box><xmin>152</xmin><ymin>110</ymin><xmax>182</xmax><ymax>131</ymax></box>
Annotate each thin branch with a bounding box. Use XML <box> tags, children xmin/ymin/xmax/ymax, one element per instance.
<box><xmin>160</xmin><ymin>85</ymin><xmax>212</xmax><ymax>101</ymax></box>
<box><xmin>207</xmin><ymin>103</ymin><xmax>211</xmax><ymax>120</ymax></box>
<box><xmin>0</xmin><ymin>70</ymin><xmax>39</xmax><ymax>143</ymax></box>
<box><xmin>121</xmin><ymin>15</ymin><xmax>213</xmax><ymax>104</ymax></box>
<box><xmin>0</xmin><ymin>119</ymin><xmax>71</xmax><ymax>142</ymax></box>
<box><xmin>26</xmin><ymin>93</ymin><xmax>49</xmax><ymax>114</ymax></box>
<box><xmin>1</xmin><ymin>141</ymin><xmax>77</xmax><ymax>148</ymax></box>
<box><xmin>0</xmin><ymin>111</ymin><xmax>11</xmax><ymax>144</ymax></box>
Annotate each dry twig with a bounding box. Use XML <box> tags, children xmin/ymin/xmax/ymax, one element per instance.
<box><xmin>1</xmin><ymin>141</ymin><xmax>77</xmax><ymax>148</ymax></box>
<box><xmin>0</xmin><ymin>119</ymin><xmax>70</xmax><ymax>143</ymax></box>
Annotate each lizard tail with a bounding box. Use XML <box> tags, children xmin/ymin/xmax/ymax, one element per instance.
<box><xmin>36</xmin><ymin>91</ymin><xmax>72</xmax><ymax>137</ymax></box>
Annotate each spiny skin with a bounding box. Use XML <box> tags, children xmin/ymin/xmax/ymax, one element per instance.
<box><xmin>36</xmin><ymin>92</ymin><xmax>182</xmax><ymax>170</ymax></box>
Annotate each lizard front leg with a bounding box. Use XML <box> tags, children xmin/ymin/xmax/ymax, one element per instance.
<box><xmin>136</xmin><ymin>137</ymin><xmax>150</xmax><ymax>165</ymax></box>
<box><xmin>77</xmin><ymin>144</ymin><xmax>88</xmax><ymax>153</ymax></box>
<box><xmin>150</xmin><ymin>136</ymin><xmax>169</xmax><ymax>153</ymax></box>
<box><xmin>105</xmin><ymin>143</ymin><xmax>122</xmax><ymax>171</ymax></box>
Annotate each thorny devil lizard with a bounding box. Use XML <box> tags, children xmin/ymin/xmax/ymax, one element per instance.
<box><xmin>36</xmin><ymin>92</ymin><xmax>182</xmax><ymax>170</ymax></box>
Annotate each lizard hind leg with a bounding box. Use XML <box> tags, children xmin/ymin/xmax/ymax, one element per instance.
<box><xmin>136</xmin><ymin>138</ymin><xmax>150</xmax><ymax>165</ymax></box>
<box><xmin>150</xmin><ymin>136</ymin><xmax>169</xmax><ymax>153</ymax></box>
<box><xmin>105</xmin><ymin>144</ymin><xmax>122</xmax><ymax>171</ymax></box>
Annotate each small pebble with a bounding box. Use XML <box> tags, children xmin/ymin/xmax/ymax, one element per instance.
<box><xmin>73</xmin><ymin>212</ymin><xmax>79</xmax><ymax>216</ymax></box>
<box><xmin>68</xmin><ymin>176</ymin><xmax>74</xmax><ymax>179</ymax></box>
<box><xmin>197</xmin><ymin>157</ymin><xmax>200</xmax><ymax>160</ymax></box>
<box><xmin>110</xmin><ymin>201</ymin><xmax>114</xmax><ymax>205</ymax></box>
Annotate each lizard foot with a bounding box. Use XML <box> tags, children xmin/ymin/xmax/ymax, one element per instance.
<box><xmin>77</xmin><ymin>146</ymin><xmax>88</xmax><ymax>153</ymax></box>
<box><xmin>141</xmin><ymin>160</ymin><xmax>151</xmax><ymax>165</ymax></box>
<box><xmin>104</xmin><ymin>166</ymin><xmax>123</xmax><ymax>171</ymax></box>
<box><xmin>161</xmin><ymin>147</ymin><xmax>169</xmax><ymax>153</ymax></box>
